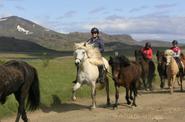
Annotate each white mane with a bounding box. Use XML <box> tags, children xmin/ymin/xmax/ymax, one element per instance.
<box><xmin>74</xmin><ymin>42</ymin><xmax>104</xmax><ymax>65</ymax></box>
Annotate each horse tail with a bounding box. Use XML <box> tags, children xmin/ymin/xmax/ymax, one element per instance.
<box><xmin>27</xmin><ymin>68</ymin><xmax>40</xmax><ymax>111</ymax></box>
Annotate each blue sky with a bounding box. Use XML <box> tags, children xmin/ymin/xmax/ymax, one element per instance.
<box><xmin>0</xmin><ymin>0</ymin><xmax>185</xmax><ymax>41</ymax></box>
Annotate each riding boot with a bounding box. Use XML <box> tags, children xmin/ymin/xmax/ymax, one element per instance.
<box><xmin>72</xmin><ymin>65</ymin><xmax>79</xmax><ymax>84</ymax></box>
<box><xmin>97</xmin><ymin>65</ymin><xmax>105</xmax><ymax>84</ymax></box>
<box><xmin>175</xmin><ymin>57</ymin><xmax>183</xmax><ymax>74</ymax></box>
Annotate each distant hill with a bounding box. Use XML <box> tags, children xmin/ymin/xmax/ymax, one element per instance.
<box><xmin>0</xmin><ymin>16</ymin><xmax>136</xmax><ymax>51</ymax></box>
<box><xmin>0</xmin><ymin>36</ymin><xmax>59</xmax><ymax>53</ymax></box>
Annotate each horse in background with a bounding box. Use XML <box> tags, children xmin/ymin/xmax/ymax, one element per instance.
<box><xmin>72</xmin><ymin>42</ymin><xmax>110</xmax><ymax>109</ymax></box>
<box><xmin>0</xmin><ymin>60</ymin><xmax>40</xmax><ymax>122</ymax></box>
<box><xmin>164</xmin><ymin>49</ymin><xmax>182</xmax><ymax>94</ymax></box>
<box><xmin>109</xmin><ymin>55</ymin><xmax>141</xmax><ymax>108</ymax></box>
<box><xmin>134</xmin><ymin>49</ymin><xmax>155</xmax><ymax>90</ymax></box>
<box><xmin>156</xmin><ymin>50</ymin><xmax>167</xmax><ymax>89</ymax></box>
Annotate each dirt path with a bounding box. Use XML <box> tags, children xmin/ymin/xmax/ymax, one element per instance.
<box><xmin>1</xmin><ymin>88</ymin><xmax>185</xmax><ymax>122</ymax></box>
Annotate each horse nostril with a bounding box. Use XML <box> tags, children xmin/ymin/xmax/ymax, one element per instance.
<box><xmin>75</xmin><ymin>62</ymin><xmax>79</xmax><ymax>66</ymax></box>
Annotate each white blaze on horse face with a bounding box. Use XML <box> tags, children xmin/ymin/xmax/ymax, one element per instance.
<box><xmin>74</xmin><ymin>49</ymin><xmax>87</xmax><ymax>64</ymax></box>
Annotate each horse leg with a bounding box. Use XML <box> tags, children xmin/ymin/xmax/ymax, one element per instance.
<box><xmin>132</xmin><ymin>81</ymin><xmax>137</xmax><ymax>107</ymax></box>
<box><xmin>113</xmin><ymin>83</ymin><xmax>119</xmax><ymax>109</ymax></box>
<box><xmin>180</xmin><ymin>73</ymin><xmax>183</xmax><ymax>92</ymax></box>
<box><xmin>72</xmin><ymin>82</ymin><xmax>81</xmax><ymax>101</ymax></box>
<box><xmin>91</xmin><ymin>82</ymin><xmax>96</xmax><ymax>109</ymax></box>
<box><xmin>170</xmin><ymin>76</ymin><xmax>175</xmax><ymax>94</ymax></box>
<box><xmin>129</xmin><ymin>85</ymin><xmax>133</xmax><ymax>100</ymax></box>
<box><xmin>125</xmin><ymin>87</ymin><xmax>131</xmax><ymax>105</ymax></box>
<box><xmin>160</xmin><ymin>76</ymin><xmax>164</xmax><ymax>89</ymax></box>
<box><xmin>105</xmin><ymin>76</ymin><xmax>110</xmax><ymax>106</ymax></box>
<box><xmin>14</xmin><ymin>92</ymin><xmax>28</xmax><ymax>122</ymax></box>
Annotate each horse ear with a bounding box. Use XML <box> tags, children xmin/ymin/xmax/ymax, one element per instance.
<box><xmin>83</xmin><ymin>42</ymin><xmax>87</xmax><ymax>46</ymax></box>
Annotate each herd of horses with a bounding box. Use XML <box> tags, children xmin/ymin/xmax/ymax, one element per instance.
<box><xmin>0</xmin><ymin>42</ymin><xmax>185</xmax><ymax>122</ymax></box>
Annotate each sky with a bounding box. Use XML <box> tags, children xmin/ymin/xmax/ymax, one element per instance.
<box><xmin>0</xmin><ymin>0</ymin><xmax>185</xmax><ymax>41</ymax></box>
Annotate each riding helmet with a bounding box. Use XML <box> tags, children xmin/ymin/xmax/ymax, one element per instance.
<box><xmin>172</xmin><ymin>40</ymin><xmax>178</xmax><ymax>45</ymax></box>
<box><xmin>91</xmin><ymin>27</ymin><xmax>99</xmax><ymax>34</ymax></box>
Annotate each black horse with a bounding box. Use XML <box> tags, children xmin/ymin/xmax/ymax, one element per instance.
<box><xmin>0</xmin><ymin>60</ymin><xmax>40</xmax><ymax>122</ymax></box>
<box><xmin>109</xmin><ymin>55</ymin><xmax>141</xmax><ymax>108</ymax></box>
<box><xmin>135</xmin><ymin>49</ymin><xmax>155</xmax><ymax>90</ymax></box>
<box><xmin>156</xmin><ymin>50</ymin><xmax>167</xmax><ymax>88</ymax></box>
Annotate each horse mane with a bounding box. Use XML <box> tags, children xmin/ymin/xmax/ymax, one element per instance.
<box><xmin>74</xmin><ymin>42</ymin><xmax>104</xmax><ymax>65</ymax></box>
<box><xmin>119</xmin><ymin>55</ymin><xmax>131</xmax><ymax>67</ymax></box>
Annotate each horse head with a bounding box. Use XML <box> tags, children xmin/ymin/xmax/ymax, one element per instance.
<box><xmin>135</xmin><ymin>49</ymin><xmax>146</xmax><ymax>62</ymax></box>
<box><xmin>164</xmin><ymin>49</ymin><xmax>174</xmax><ymax>65</ymax></box>
<box><xmin>74</xmin><ymin>48</ymin><xmax>88</xmax><ymax>66</ymax></box>
<box><xmin>109</xmin><ymin>55</ymin><xmax>130</xmax><ymax>81</ymax></box>
<box><xmin>156</xmin><ymin>50</ymin><xmax>166</xmax><ymax>64</ymax></box>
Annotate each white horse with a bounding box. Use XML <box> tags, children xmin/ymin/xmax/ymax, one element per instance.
<box><xmin>165</xmin><ymin>49</ymin><xmax>180</xmax><ymax>94</ymax></box>
<box><xmin>72</xmin><ymin>42</ymin><xmax>110</xmax><ymax>109</ymax></box>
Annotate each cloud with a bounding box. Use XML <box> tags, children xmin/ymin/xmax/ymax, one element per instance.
<box><xmin>154</xmin><ymin>3</ymin><xmax>176</xmax><ymax>9</ymax></box>
<box><xmin>15</xmin><ymin>6</ymin><xmax>25</xmax><ymax>10</ymax></box>
<box><xmin>129</xmin><ymin>6</ymin><xmax>148</xmax><ymax>13</ymax></box>
<box><xmin>80</xmin><ymin>16</ymin><xmax>185</xmax><ymax>40</ymax></box>
<box><xmin>57</xmin><ymin>10</ymin><xmax>77</xmax><ymax>19</ymax></box>
<box><xmin>89</xmin><ymin>7</ymin><xmax>105</xmax><ymax>14</ymax></box>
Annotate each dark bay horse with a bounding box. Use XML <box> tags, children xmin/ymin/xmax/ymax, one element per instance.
<box><xmin>109</xmin><ymin>55</ymin><xmax>141</xmax><ymax>108</ymax></box>
<box><xmin>0</xmin><ymin>60</ymin><xmax>40</xmax><ymax>122</ymax></box>
<box><xmin>135</xmin><ymin>49</ymin><xmax>155</xmax><ymax>90</ymax></box>
<box><xmin>156</xmin><ymin>50</ymin><xmax>167</xmax><ymax>88</ymax></box>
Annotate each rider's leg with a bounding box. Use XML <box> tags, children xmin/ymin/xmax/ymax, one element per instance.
<box><xmin>174</xmin><ymin>57</ymin><xmax>183</xmax><ymax>73</ymax></box>
<box><xmin>97</xmin><ymin>65</ymin><xmax>105</xmax><ymax>84</ymax></box>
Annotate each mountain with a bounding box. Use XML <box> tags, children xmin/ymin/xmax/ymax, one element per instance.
<box><xmin>0</xmin><ymin>16</ymin><xmax>136</xmax><ymax>51</ymax></box>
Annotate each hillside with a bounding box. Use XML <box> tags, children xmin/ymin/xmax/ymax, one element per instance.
<box><xmin>0</xmin><ymin>16</ymin><xmax>136</xmax><ymax>51</ymax></box>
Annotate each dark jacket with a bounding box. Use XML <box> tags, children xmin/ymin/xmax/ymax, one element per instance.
<box><xmin>87</xmin><ymin>37</ymin><xmax>104</xmax><ymax>53</ymax></box>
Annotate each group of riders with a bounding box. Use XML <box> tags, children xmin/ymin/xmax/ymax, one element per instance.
<box><xmin>73</xmin><ymin>27</ymin><xmax>183</xmax><ymax>84</ymax></box>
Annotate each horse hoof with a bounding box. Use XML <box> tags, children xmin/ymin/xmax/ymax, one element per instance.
<box><xmin>72</xmin><ymin>96</ymin><xmax>76</xmax><ymax>101</ymax></box>
<box><xmin>90</xmin><ymin>106</ymin><xmax>96</xmax><ymax>110</ymax></box>
<box><xmin>130</xmin><ymin>97</ymin><xmax>134</xmax><ymax>100</ymax></box>
<box><xmin>127</xmin><ymin>101</ymin><xmax>131</xmax><ymax>105</ymax></box>
<box><xmin>113</xmin><ymin>104</ymin><xmax>118</xmax><ymax>110</ymax></box>
<box><xmin>132</xmin><ymin>103</ymin><xmax>137</xmax><ymax>107</ymax></box>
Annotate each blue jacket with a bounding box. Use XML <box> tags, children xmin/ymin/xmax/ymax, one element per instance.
<box><xmin>87</xmin><ymin>37</ymin><xmax>104</xmax><ymax>53</ymax></box>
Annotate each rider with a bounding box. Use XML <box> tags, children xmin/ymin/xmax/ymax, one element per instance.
<box><xmin>170</xmin><ymin>40</ymin><xmax>183</xmax><ymax>73</ymax></box>
<box><xmin>141</xmin><ymin>42</ymin><xmax>153</xmax><ymax>62</ymax></box>
<box><xmin>73</xmin><ymin>27</ymin><xmax>105</xmax><ymax>84</ymax></box>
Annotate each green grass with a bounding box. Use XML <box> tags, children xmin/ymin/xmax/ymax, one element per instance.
<box><xmin>0</xmin><ymin>56</ymin><xmax>116</xmax><ymax>119</ymax></box>
<box><xmin>1</xmin><ymin>49</ymin><xmax>177</xmax><ymax>118</ymax></box>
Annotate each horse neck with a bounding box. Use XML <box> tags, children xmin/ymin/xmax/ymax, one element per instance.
<box><xmin>79</xmin><ymin>58</ymin><xmax>96</xmax><ymax>71</ymax></box>
<box><xmin>169</xmin><ymin>57</ymin><xmax>178</xmax><ymax>68</ymax></box>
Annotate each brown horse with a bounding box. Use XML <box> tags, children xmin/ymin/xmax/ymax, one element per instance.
<box><xmin>156</xmin><ymin>50</ymin><xmax>167</xmax><ymax>88</ymax></box>
<box><xmin>135</xmin><ymin>49</ymin><xmax>155</xmax><ymax>90</ymax></box>
<box><xmin>0</xmin><ymin>60</ymin><xmax>40</xmax><ymax>122</ymax></box>
<box><xmin>109</xmin><ymin>55</ymin><xmax>141</xmax><ymax>108</ymax></box>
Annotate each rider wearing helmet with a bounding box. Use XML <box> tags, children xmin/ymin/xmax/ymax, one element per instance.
<box><xmin>170</xmin><ymin>40</ymin><xmax>183</xmax><ymax>73</ymax></box>
<box><xmin>141</xmin><ymin>42</ymin><xmax>153</xmax><ymax>61</ymax></box>
<box><xmin>87</xmin><ymin>27</ymin><xmax>105</xmax><ymax>84</ymax></box>
<box><xmin>87</xmin><ymin>27</ymin><xmax>104</xmax><ymax>53</ymax></box>
<box><xmin>73</xmin><ymin>27</ymin><xmax>105</xmax><ymax>84</ymax></box>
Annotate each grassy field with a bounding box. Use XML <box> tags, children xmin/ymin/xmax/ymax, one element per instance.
<box><xmin>1</xmin><ymin>49</ymin><xmax>185</xmax><ymax>119</ymax></box>
<box><xmin>0</xmin><ymin>54</ymin><xmax>117</xmax><ymax>119</ymax></box>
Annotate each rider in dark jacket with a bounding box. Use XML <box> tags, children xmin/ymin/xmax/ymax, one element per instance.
<box><xmin>87</xmin><ymin>27</ymin><xmax>105</xmax><ymax>84</ymax></box>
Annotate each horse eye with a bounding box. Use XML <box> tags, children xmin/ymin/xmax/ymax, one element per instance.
<box><xmin>82</xmin><ymin>51</ymin><xmax>85</xmax><ymax>54</ymax></box>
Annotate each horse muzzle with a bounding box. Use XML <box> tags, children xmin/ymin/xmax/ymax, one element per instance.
<box><xmin>75</xmin><ymin>58</ymin><xmax>81</xmax><ymax>66</ymax></box>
